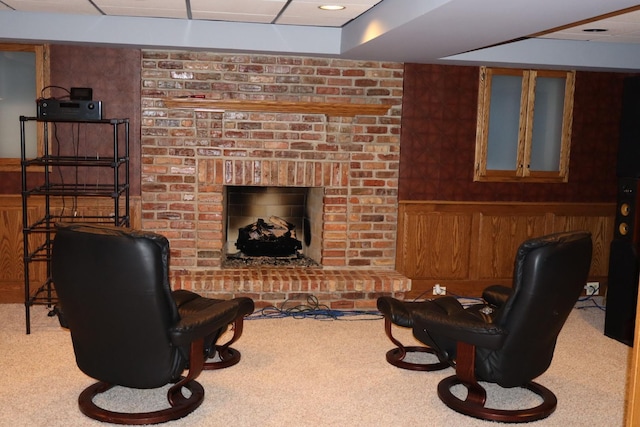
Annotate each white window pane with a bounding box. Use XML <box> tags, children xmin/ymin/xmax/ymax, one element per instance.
<box><xmin>530</xmin><ymin>77</ymin><xmax>565</xmax><ymax>171</ymax></box>
<box><xmin>0</xmin><ymin>51</ymin><xmax>37</xmax><ymax>158</ymax></box>
<box><xmin>486</xmin><ymin>75</ymin><xmax>522</xmax><ymax>170</ymax></box>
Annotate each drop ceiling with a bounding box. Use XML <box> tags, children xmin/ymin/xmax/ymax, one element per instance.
<box><xmin>0</xmin><ymin>0</ymin><xmax>640</xmax><ymax>71</ymax></box>
<box><xmin>0</xmin><ymin>0</ymin><xmax>383</xmax><ymax>26</ymax></box>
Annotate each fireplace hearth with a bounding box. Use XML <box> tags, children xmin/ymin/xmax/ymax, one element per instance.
<box><xmin>222</xmin><ymin>252</ymin><xmax>320</xmax><ymax>268</ymax></box>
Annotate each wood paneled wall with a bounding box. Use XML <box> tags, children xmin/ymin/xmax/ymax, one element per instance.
<box><xmin>396</xmin><ymin>201</ymin><xmax>615</xmax><ymax>298</ymax></box>
<box><xmin>0</xmin><ymin>195</ymin><xmax>141</xmax><ymax>303</ymax></box>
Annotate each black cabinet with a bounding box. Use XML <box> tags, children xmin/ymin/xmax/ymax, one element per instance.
<box><xmin>20</xmin><ymin>116</ymin><xmax>130</xmax><ymax>333</ymax></box>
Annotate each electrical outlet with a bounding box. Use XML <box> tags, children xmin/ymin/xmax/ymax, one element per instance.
<box><xmin>433</xmin><ymin>284</ymin><xmax>447</xmax><ymax>295</ymax></box>
<box><xmin>584</xmin><ymin>282</ymin><xmax>599</xmax><ymax>296</ymax></box>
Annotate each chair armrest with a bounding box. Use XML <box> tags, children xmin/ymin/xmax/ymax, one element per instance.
<box><xmin>413</xmin><ymin>305</ymin><xmax>508</xmax><ymax>350</ymax></box>
<box><xmin>169</xmin><ymin>300</ymin><xmax>238</xmax><ymax>347</ymax></box>
<box><xmin>482</xmin><ymin>285</ymin><xmax>512</xmax><ymax>308</ymax></box>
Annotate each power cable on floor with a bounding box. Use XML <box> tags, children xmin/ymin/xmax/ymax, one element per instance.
<box><xmin>575</xmin><ymin>294</ymin><xmax>606</xmax><ymax>311</ymax></box>
<box><xmin>248</xmin><ymin>294</ymin><xmax>382</xmax><ymax>321</ymax></box>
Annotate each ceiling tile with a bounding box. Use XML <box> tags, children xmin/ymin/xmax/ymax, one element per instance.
<box><xmin>93</xmin><ymin>0</ymin><xmax>187</xmax><ymax>19</ymax></box>
<box><xmin>277</xmin><ymin>0</ymin><xmax>381</xmax><ymax>27</ymax></box>
<box><xmin>190</xmin><ymin>0</ymin><xmax>287</xmax><ymax>23</ymax></box>
<box><xmin>538</xmin><ymin>9</ymin><xmax>640</xmax><ymax>43</ymax></box>
<box><xmin>3</xmin><ymin>0</ymin><xmax>100</xmax><ymax>15</ymax></box>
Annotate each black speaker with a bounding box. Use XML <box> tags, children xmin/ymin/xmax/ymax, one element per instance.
<box><xmin>605</xmin><ymin>238</ymin><xmax>638</xmax><ymax>346</ymax></box>
<box><xmin>607</xmin><ymin>158</ymin><xmax>640</xmax><ymax>347</ymax></box>
<box><xmin>613</xmin><ymin>178</ymin><xmax>640</xmax><ymax>242</ymax></box>
<box><xmin>617</xmin><ymin>76</ymin><xmax>640</xmax><ymax>178</ymax></box>
<box><xmin>606</xmin><ymin>75</ymin><xmax>640</xmax><ymax>346</ymax></box>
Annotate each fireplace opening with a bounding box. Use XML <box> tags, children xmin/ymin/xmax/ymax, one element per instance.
<box><xmin>223</xmin><ymin>185</ymin><xmax>323</xmax><ymax>268</ymax></box>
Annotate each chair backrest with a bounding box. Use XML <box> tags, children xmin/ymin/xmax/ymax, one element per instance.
<box><xmin>52</xmin><ymin>223</ymin><xmax>184</xmax><ymax>389</ymax></box>
<box><xmin>476</xmin><ymin>231</ymin><xmax>593</xmax><ymax>387</ymax></box>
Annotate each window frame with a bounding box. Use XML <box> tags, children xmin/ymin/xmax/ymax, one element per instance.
<box><xmin>474</xmin><ymin>66</ymin><xmax>575</xmax><ymax>183</ymax></box>
<box><xmin>0</xmin><ymin>43</ymin><xmax>50</xmax><ymax>172</ymax></box>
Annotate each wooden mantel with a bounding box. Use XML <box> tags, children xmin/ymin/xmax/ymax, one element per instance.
<box><xmin>164</xmin><ymin>98</ymin><xmax>392</xmax><ymax>117</ymax></box>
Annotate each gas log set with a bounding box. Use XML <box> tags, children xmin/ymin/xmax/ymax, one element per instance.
<box><xmin>224</xmin><ymin>216</ymin><xmax>318</xmax><ymax>267</ymax></box>
<box><xmin>236</xmin><ymin>216</ymin><xmax>302</xmax><ymax>256</ymax></box>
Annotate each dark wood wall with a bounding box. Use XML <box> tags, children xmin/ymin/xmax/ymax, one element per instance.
<box><xmin>399</xmin><ymin>63</ymin><xmax>629</xmax><ymax>203</ymax></box>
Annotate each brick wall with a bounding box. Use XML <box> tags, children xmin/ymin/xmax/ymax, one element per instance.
<box><xmin>140</xmin><ymin>50</ymin><xmax>408</xmax><ymax>307</ymax></box>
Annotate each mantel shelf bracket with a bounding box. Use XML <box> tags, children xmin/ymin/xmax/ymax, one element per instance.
<box><xmin>164</xmin><ymin>98</ymin><xmax>392</xmax><ymax>117</ymax></box>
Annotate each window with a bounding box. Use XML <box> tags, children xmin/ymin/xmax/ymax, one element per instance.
<box><xmin>474</xmin><ymin>67</ymin><xmax>575</xmax><ymax>182</ymax></box>
<box><xmin>0</xmin><ymin>44</ymin><xmax>49</xmax><ymax>172</ymax></box>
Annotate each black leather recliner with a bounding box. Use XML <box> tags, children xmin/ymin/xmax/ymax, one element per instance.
<box><xmin>379</xmin><ymin>231</ymin><xmax>593</xmax><ymax>423</ymax></box>
<box><xmin>51</xmin><ymin>223</ymin><xmax>255</xmax><ymax>424</ymax></box>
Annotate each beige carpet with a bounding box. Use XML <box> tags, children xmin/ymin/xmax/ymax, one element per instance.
<box><xmin>0</xmin><ymin>299</ymin><xmax>631</xmax><ymax>426</ymax></box>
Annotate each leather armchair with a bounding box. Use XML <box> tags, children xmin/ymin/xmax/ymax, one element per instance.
<box><xmin>411</xmin><ymin>231</ymin><xmax>593</xmax><ymax>422</ymax></box>
<box><xmin>51</xmin><ymin>223</ymin><xmax>254</xmax><ymax>424</ymax></box>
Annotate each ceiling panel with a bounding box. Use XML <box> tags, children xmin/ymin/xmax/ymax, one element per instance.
<box><xmin>277</xmin><ymin>0</ymin><xmax>382</xmax><ymax>26</ymax></box>
<box><xmin>93</xmin><ymin>0</ymin><xmax>187</xmax><ymax>19</ymax></box>
<box><xmin>2</xmin><ymin>0</ymin><xmax>384</xmax><ymax>27</ymax></box>
<box><xmin>190</xmin><ymin>0</ymin><xmax>287</xmax><ymax>23</ymax></box>
<box><xmin>539</xmin><ymin>9</ymin><xmax>640</xmax><ymax>43</ymax></box>
<box><xmin>3</xmin><ymin>0</ymin><xmax>100</xmax><ymax>15</ymax></box>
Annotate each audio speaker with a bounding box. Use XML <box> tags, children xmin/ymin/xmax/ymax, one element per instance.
<box><xmin>607</xmin><ymin>76</ymin><xmax>640</xmax><ymax>345</ymax></box>
<box><xmin>606</xmin><ymin>178</ymin><xmax>640</xmax><ymax>345</ymax></box>
<box><xmin>613</xmin><ymin>178</ymin><xmax>640</xmax><ymax>242</ymax></box>
<box><xmin>617</xmin><ymin>76</ymin><xmax>640</xmax><ymax>177</ymax></box>
<box><xmin>605</xmin><ymin>238</ymin><xmax>638</xmax><ymax>346</ymax></box>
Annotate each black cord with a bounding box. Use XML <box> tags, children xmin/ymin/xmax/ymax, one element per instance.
<box><xmin>576</xmin><ymin>294</ymin><xmax>606</xmax><ymax>311</ymax></box>
<box><xmin>39</xmin><ymin>85</ymin><xmax>70</xmax><ymax>100</ymax></box>
<box><xmin>248</xmin><ymin>295</ymin><xmax>382</xmax><ymax>321</ymax></box>
<box><xmin>53</xmin><ymin>123</ymin><xmax>67</xmax><ymax>219</ymax></box>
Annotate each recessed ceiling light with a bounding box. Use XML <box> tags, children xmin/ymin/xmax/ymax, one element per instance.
<box><xmin>319</xmin><ymin>5</ymin><xmax>346</xmax><ymax>11</ymax></box>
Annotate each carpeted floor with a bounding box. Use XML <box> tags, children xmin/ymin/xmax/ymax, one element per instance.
<box><xmin>0</xmin><ymin>298</ymin><xmax>631</xmax><ymax>426</ymax></box>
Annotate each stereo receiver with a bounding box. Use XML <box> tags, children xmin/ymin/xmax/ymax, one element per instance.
<box><xmin>37</xmin><ymin>99</ymin><xmax>103</xmax><ymax>121</ymax></box>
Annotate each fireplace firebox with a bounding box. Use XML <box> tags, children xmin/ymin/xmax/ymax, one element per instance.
<box><xmin>223</xmin><ymin>185</ymin><xmax>323</xmax><ymax>267</ymax></box>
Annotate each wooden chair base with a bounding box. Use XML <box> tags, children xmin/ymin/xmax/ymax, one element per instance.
<box><xmin>204</xmin><ymin>316</ymin><xmax>245</xmax><ymax>370</ymax></box>
<box><xmin>205</xmin><ymin>346</ymin><xmax>241</xmax><ymax>370</ymax></box>
<box><xmin>78</xmin><ymin>379</ymin><xmax>205</xmax><ymax>425</ymax></box>
<box><xmin>437</xmin><ymin>375</ymin><xmax>557</xmax><ymax>423</ymax></box>
<box><xmin>386</xmin><ymin>346</ymin><xmax>449</xmax><ymax>371</ymax></box>
<box><xmin>382</xmin><ymin>315</ymin><xmax>449</xmax><ymax>371</ymax></box>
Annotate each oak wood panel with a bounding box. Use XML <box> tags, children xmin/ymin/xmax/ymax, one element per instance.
<box><xmin>0</xmin><ymin>199</ymin><xmax>32</xmax><ymax>302</ymax></box>
<box><xmin>397</xmin><ymin>201</ymin><xmax>615</xmax><ymax>298</ymax></box>
<box><xmin>0</xmin><ymin>196</ymin><xmax>141</xmax><ymax>303</ymax></box>
<box><xmin>400</xmin><ymin>210</ymin><xmax>472</xmax><ymax>279</ymax></box>
<box><xmin>551</xmin><ymin>213</ymin><xmax>614</xmax><ymax>277</ymax></box>
<box><xmin>627</xmin><ymin>284</ymin><xmax>640</xmax><ymax>427</ymax></box>
<box><xmin>474</xmin><ymin>213</ymin><xmax>548</xmax><ymax>279</ymax></box>
<box><xmin>0</xmin><ymin>197</ymin><xmax>47</xmax><ymax>302</ymax></box>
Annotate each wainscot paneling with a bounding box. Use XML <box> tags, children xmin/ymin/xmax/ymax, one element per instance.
<box><xmin>396</xmin><ymin>201</ymin><xmax>615</xmax><ymax>299</ymax></box>
<box><xmin>0</xmin><ymin>195</ymin><xmax>141</xmax><ymax>303</ymax></box>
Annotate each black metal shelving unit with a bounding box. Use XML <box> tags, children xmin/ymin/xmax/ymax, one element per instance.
<box><xmin>20</xmin><ymin>116</ymin><xmax>130</xmax><ymax>333</ymax></box>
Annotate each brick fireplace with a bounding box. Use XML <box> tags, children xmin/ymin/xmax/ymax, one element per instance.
<box><xmin>140</xmin><ymin>51</ymin><xmax>410</xmax><ymax>308</ymax></box>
